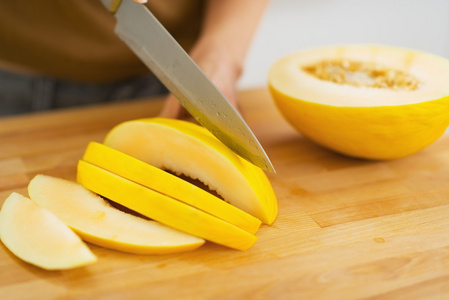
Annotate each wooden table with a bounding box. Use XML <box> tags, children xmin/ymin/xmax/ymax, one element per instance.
<box><xmin>2</xmin><ymin>89</ymin><xmax>449</xmax><ymax>299</ymax></box>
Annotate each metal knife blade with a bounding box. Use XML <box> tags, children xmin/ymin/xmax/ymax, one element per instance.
<box><xmin>101</xmin><ymin>0</ymin><xmax>275</xmax><ymax>172</ymax></box>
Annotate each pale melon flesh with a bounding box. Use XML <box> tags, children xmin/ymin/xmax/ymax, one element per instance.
<box><xmin>28</xmin><ymin>175</ymin><xmax>205</xmax><ymax>255</ymax></box>
<box><xmin>0</xmin><ymin>192</ymin><xmax>97</xmax><ymax>270</ymax></box>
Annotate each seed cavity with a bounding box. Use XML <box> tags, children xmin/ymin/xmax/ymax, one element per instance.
<box><xmin>302</xmin><ymin>59</ymin><xmax>419</xmax><ymax>91</ymax></box>
<box><xmin>165</xmin><ymin>169</ymin><xmax>225</xmax><ymax>201</ymax></box>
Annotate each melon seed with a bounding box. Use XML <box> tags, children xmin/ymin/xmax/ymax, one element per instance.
<box><xmin>303</xmin><ymin>59</ymin><xmax>419</xmax><ymax>91</ymax></box>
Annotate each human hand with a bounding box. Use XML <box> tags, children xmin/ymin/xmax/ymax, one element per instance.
<box><xmin>158</xmin><ymin>44</ymin><xmax>241</xmax><ymax>119</ymax></box>
<box><xmin>158</xmin><ymin>0</ymin><xmax>268</xmax><ymax>120</ymax></box>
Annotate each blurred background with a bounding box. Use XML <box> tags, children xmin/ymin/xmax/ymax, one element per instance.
<box><xmin>239</xmin><ymin>0</ymin><xmax>449</xmax><ymax>89</ymax></box>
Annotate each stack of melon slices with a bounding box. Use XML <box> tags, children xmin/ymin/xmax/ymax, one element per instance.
<box><xmin>0</xmin><ymin>118</ymin><xmax>278</xmax><ymax>270</ymax></box>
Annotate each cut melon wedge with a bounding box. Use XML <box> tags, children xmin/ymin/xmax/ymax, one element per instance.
<box><xmin>0</xmin><ymin>192</ymin><xmax>97</xmax><ymax>270</ymax></box>
<box><xmin>28</xmin><ymin>175</ymin><xmax>205</xmax><ymax>255</ymax></box>
<box><xmin>269</xmin><ymin>44</ymin><xmax>449</xmax><ymax>160</ymax></box>
<box><xmin>82</xmin><ymin>142</ymin><xmax>261</xmax><ymax>234</ymax></box>
<box><xmin>77</xmin><ymin>160</ymin><xmax>258</xmax><ymax>251</ymax></box>
<box><xmin>103</xmin><ymin>118</ymin><xmax>278</xmax><ymax>224</ymax></box>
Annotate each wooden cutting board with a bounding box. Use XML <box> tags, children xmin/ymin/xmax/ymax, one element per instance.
<box><xmin>1</xmin><ymin>88</ymin><xmax>449</xmax><ymax>299</ymax></box>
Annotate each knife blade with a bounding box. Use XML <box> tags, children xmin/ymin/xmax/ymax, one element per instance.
<box><xmin>101</xmin><ymin>0</ymin><xmax>275</xmax><ymax>172</ymax></box>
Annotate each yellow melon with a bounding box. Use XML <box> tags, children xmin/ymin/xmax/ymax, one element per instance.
<box><xmin>77</xmin><ymin>161</ymin><xmax>257</xmax><ymax>251</ymax></box>
<box><xmin>28</xmin><ymin>175</ymin><xmax>205</xmax><ymax>255</ymax></box>
<box><xmin>82</xmin><ymin>142</ymin><xmax>261</xmax><ymax>234</ymax></box>
<box><xmin>103</xmin><ymin>118</ymin><xmax>278</xmax><ymax>224</ymax></box>
<box><xmin>269</xmin><ymin>44</ymin><xmax>449</xmax><ymax>160</ymax></box>
<box><xmin>0</xmin><ymin>192</ymin><xmax>97</xmax><ymax>270</ymax></box>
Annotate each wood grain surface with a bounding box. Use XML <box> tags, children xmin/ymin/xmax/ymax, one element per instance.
<box><xmin>1</xmin><ymin>89</ymin><xmax>449</xmax><ymax>299</ymax></box>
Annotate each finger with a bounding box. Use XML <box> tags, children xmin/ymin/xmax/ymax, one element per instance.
<box><xmin>158</xmin><ymin>95</ymin><xmax>187</xmax><ymax>119</ymax></box>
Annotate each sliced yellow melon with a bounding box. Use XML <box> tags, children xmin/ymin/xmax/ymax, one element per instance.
<box><xmin>103</xmin><ymin>118</ymin><xmax>278</xmax><ymax>224</ymax></box>
<box><xmin>82</xmin><ymin>142</ymin><xmax>261</xmax><ymax>234</ymax></box>
<box><xmin>269</xmin><ymin>44</ymin><xmax>449</xmax><ymax>160</ymax></box>
<box><xmin>28</xmin><ymin>175</ymin><xmax>205</xmax><ymax>255</ymax></box>
<box><xmin>0</xmin><ymin>192</ymin><xmax>97</xmax><ymax>270</ymax></box>
<box><xmin>77</xmin><ymin>161</ymin><xmax>258</xmax><ymax>251</ymax></box>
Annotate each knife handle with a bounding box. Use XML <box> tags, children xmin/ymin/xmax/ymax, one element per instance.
<box><xmin>100</xmin><ymin>0</ymin><xmax>121</xmax><ymax>13</ymax></box>
<box><xmin>101</xmin><ymin>0</ymin><xmax>147</xmax><ymax>14</ymax></box>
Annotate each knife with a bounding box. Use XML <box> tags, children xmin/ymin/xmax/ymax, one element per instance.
<box><xmin>100</xmin><ymin>0</ymin><xmax>275</xmax><ymax>173</ymax></box>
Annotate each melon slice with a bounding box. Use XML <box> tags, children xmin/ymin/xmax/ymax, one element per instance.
<box><xmin>269</xmin><ymin>44</ymin><xmax>449</xmax><ymax>160</ymax></box>
<box><xmin>103</xmin><ymin>118</ymin><xmax>278</xmax><ymax>224</ymax></box>
<box><xmin>82</xmin><ymin>142</ymin><xmax>261</xmax><ymax>234</ymax></box>
<box><xmin>0</xmin><ymin>192</ymin><xmax>97</xmax><ymax>270</ymax></box>
<box><xmin>77</xmin><ymin>160</ymin><xmax>258</xmax><ymax>251</ymax></box>
<box><xmin>28</xmin><ymin>175</ymin><xmax>205</xmax><ymax>255</ymax></box>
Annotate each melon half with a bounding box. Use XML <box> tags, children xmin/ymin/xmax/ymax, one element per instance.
<box><xmin>269</xmin><ymin>44</ymin><xmax>449</xmax><ymax>160</ymax></box>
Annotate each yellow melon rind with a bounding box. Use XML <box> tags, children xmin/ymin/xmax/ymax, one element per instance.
<box><xmin>270</xmin><ymin>86</ymin><xmax>449</xmax><ymax>160</ymax></box>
